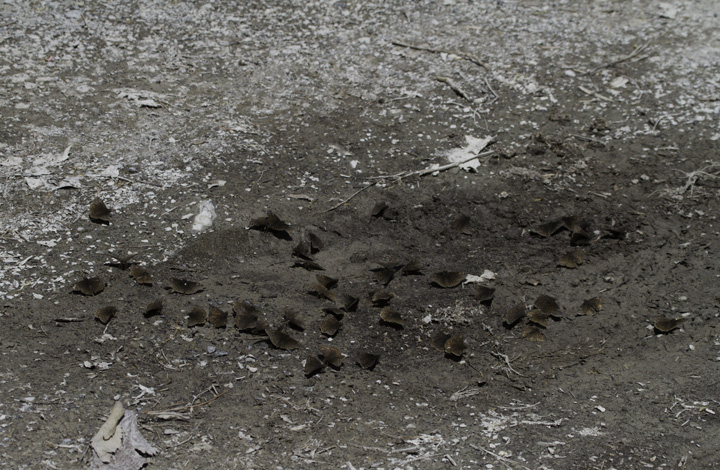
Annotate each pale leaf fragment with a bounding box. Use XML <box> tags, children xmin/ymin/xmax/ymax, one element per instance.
<box><xmin>91</xmin><ymin>404</ymin><xmax>158</xmax><ymax>470</ymax></box>
<box><xmin>442</xmin><ymin>136</ymin><xmax>494</xmax><ymax>172</ymax></box>
<box><xmin>91</xmin><ymin>401</ymin><xmax>124</xmax><ymax>463</ymax></box>
<box><xmin>463</xmin><ymin>269</ymin><xmax>497</xmax><ymax>284</ymax></box>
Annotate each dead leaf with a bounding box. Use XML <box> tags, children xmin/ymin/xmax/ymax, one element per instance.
<box><xmin>91</xmin><ymin>404</ymin><xmax>158</xmax><ymax>470</ymax></box>
<box><xmin>91</xmin><ymin>401</ymin><xmax>125</xmax><ymax>463</ymax></box>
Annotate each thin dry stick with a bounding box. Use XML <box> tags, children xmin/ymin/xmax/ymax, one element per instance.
<box><xmin>435</xmin><ymin>76</ymin><xmax>474</xmax><ymax>102</ymax></box>
<box><xmin>469</xmin><ymin>443</ymin><xmax>530</xmax><ymax>470</ymax></box>
<box><xmin>677</xmin><ymin>163</ymin><xmax>720</xmax><ymax>194</ymax></box>
<box><xmin>586</xmin><ymin>41</ymin><xmax>652</xmax><ymax>74</ymax></box>
<box><xmin>392</xmin><ymin>39</ymin><xmax>489</xmax><ymax>70</ymax></box>
<box><xmin>400</xmin><ymin>149</ymin><xmax>495</xmax><ymax>178</ymax></box>
<box><xmin>491</xmin><ymin>351</ymin><xmax>525</xmax><ymax>377</ymax></box>
<box><xmin>579</xmin><ymin>85</ymin><xmax>612</xmax><ymax>102</ymax></box>
<box><xmin>150</xmin><ymin>390</ymin><xmax>227</xmax><ymax>415</ymax></box>
<box><xmin>324</xmin><ymin>181</ymin><xmax>377</xmax><ymax>213</ymax></box>
<box><xmin>326</xmin><ymin>145</ymin><xmax>494</xmax><ymax>212</ymax></box>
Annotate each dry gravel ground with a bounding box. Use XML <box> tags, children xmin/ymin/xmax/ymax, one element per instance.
<box><xmin>1</xmin><ymin>1</ymin><xmax>720</xmax><ymax>469</ymax></box>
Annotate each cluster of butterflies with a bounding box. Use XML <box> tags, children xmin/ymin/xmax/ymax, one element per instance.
<box><xmin>77</xmin><ymin>202</ymin><xmax>683</xmax><ymax>378</ymax></box>
<box><xmin>78</xmin><ymin>204</ymin><xmax>486</xmax><ymax>377</ymax></box>
<box><xmin>526</xmin><ymin>214</ymin><xmax>686</xmax><ymax>336</ymax></box>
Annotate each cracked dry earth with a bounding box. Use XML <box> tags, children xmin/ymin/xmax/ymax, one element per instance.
<box><xmin>1</xmin><ymin>1</ymin><xmax>720</xmax><ymax>469</ymax></box>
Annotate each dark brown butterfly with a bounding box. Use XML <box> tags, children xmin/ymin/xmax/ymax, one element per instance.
<box><xmin>373</xmin><ymin>268</ymin><xmax>395</xmax><ymax>286</ymax></box>
<box><xmin>73</xmin><ymin>276</ymin><xmax>105</xmax><ymax>296</ymax></box>
<box><xmin>208</xmin><ymin>305</ymin><xmax>228</xmax><ymax>328</ymax></box>
<box><xmin>308</xmin><ymin>283</ymin><xmax>337</xmax><ymax>302</ymax></box>
<box><xmin>266</xmin><ymin>328</ymin><xmax>301</xmax><ymax>350</ymax></box>
<box><xmin>339</xmin><ymin>294</ymin><xmax>359</xmax><ymax>312</ymax></box>
<box><xmin>579</xmin><ymin>297</ymin><xmax>602</xmax><ymax>316</ymax></box>
<box><xmin>233</xmin><ymin>301</ymin><xmax>268</xmax><ymax>333</ymax></box>
<box><xmin>144</xmin><ymin>299</ymin><xmax>163</xmax><ymax>318</ymax></box>
<box><xmin>307</xmin><ymin>232</ymin><xmax>323</xmax><ymax>253</ymax></box>
<box><xmin>293</xmin><ymin>240</ymin><xmax>312</xmax><ymax>260</ymax></box>
<box><xmin>284</xmin><ymin>309</ymin><xmax>305</xmax><ymax>330</ymax></box>
<box><xmin>451</xmin><ymin>214</ymin><xmax>471</xmax><ymax>232</ymax></box>
<box><xmin>320</xmin><ymin>314</ymin><xmax>341</xmax><ymax>336</ymax></box>
<box><xmin>370</xmin><ymin>201</ymin><xmax>389</xmax><ymax>217</ymax></box>
<box><xmin>570</xmin><ymin>229</ymin><xmax>592</xmax><ymax>246</ymax></box>
<box><xmin>530</xmin><ymin>219</ymin><xmax>563</xmax><ymax>237</ymax></box>
<box><xmin>653</xmin><ymin>317</ymin><xmax>686</xmax><ymax>333</ymax></box>
<box><xmin>319</xmin><ymin>345</ymin><xmax>343</xmax><ymax>369</ymax></box>
<box><xmin>401</xmin><ymin>259</ymin><xmax>422</xmax><ymax>275</ymax></box>
<box><xmin>129</xmin><ymin>265</ymin><xmax>153</xmax><ymax>286</ymax></box>
<box><xmin>557</xmin><ymin>250</ymin><xmax>584</xmax><ymax>268</ymax></box>
<box><xmin>316</xmin><ymin>274</ymin><xmax>338</xmax><ymax>290</ymax></box>
<box><xmin>250</xmin><ymin>211</ymin><xmax>290</xmax><ymax>232</ymax></box>
<box><xmin>371</xmin><ymin>289</ymin><xmax>394</xmax><ymax>305</ymax></box>
<box><xmin>380</xmin><ymin>306</ymin><xmax>404</xmax><ymax>328</ymax></box>
<box><xmin>475</xmin><ymin>286</ymin><xmax>496</xmax><ymax>304</ymax></box>
<box><xmin>561</xmin><ymin>215</ymin><xmax>587</xmax><ymax>233</ymax></box>
<box><xmin>522</xmin><ymin>325</ymin><xmax>546</xmax><ymax>342</ymax></box>
<box><xmin>535</xmin><ymin>295</ymin><xmax>561</xmax><ymax>318</ymax></box>
<box><xmin>444</xmin><ymin>334</ymin><xmax>467</xmax><ymax>358</ymax></box>
<box><xmin>293</xmin><ymin>259</ymin><xmax>324</xmax><ymax>271</ymax></box>
<box><xmin>95</xmin><ymin>306</ymin><xmax>116</xmax><ymax>325</ymax></box>
<box><xmin>504</xmin><ymin>303</ymin><xmax>526</xmax><ymax>328</ymax></box>
<box><xmin>304</xmin><ymin>355</ymin><xmax>326</xmax><ymax>377</ymax></box>
<box><xmin>430</xmin><ymin>271</ymin><xmax>466</xmax><ymax>288</ymax></box>
<box><xmin>322</xmin><ymin>307</ymin><xmax>345</xmax><ymax>319</ymax></box>
<box><xmin>187</xmin><ymin>306</ymin><xmax>207</xmax><ymax>327</ymax></box>
<box><xmin>356</xmin><ymin>352</ymin><xmax>380</xmax><ymax>370</ymax></box>
<box><xmin>167</xmin><ymin>278</ymin><xmax>203</xmax><ymax>295</ymax></box>
<box><xmin>89</xmin><ymin>198</ymin><xmax>112</xmax><ymax>223</ymax></box>
<box><xmin>431</xmin><ymin>331</ymin><xmax>452</xmax><ymax>351</ymax></box>
<box><xmin>527</xmin><ymin>309</ymin><xmax>550</xmax><ymax>327</ymax></box>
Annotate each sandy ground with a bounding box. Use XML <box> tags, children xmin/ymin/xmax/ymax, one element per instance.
<box><xmin>1</xmin><ymin>1</ymin><xmax>720</xmax><ymax>469</ymax></box>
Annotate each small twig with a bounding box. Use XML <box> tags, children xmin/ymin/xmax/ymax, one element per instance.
<box><xmin>586</xmin><ymin>42</ymin><xmax>653</xmax><ymax>74</ymax></box>
<box><xmin>469</xmin><ymin>443</ymin><xmax>530</xmax><ymax>470</ymax></box>
<box><xmin>392</xmin><ymin>39</ymin><xmax>490</xmax><ymax>70</ymax></box>
<box><xmin>150</xmin><ymin>390</ymin><xmax>227</xmax><ymax>416</ymax></box>
<box><xmin>251</xmin><ymin>169</ymin><xmax>267</xmax><ymax>190</ymax></box>
<box><xmin>571</xmin><ymin>134</ymin><xmax>606</xmax><ymax>145</ymax></box>
<box><xmin>676</xmin><ymin>163</ymin><xmax>720</xmax><ymax>194</ymax></box>
<box><xmin>484</xmin><ymin>77</ymin><xmax>498</xmax><ymax>105</ymax></box>
<box><xmin>435</xmin><ymin>76</ymin><xmax>474</xmax><ymax>102</ymax></box>
<box><xmin>170</xmin><ymin>434</ymin><xmax>195</xmax><ymax>448</ymax></box>
<box><xmin>445</xmin><ymin>454</ymin><xmax>457</xmax><ymax>466</ymax></box>
<box><xmin>324</xmin><ymin>181</ymin><xmax>377</xmax><ymax>213</ymax></box>
<box><xmin>113</xmin><ymin>175</ymin><xmax>164</xmax><ymax>188</ymax></box>
<box><xmin>327</xmin><ymin>143</ymin><xmax>495</xmax><ymax>213</ymax></box>
<box><xmin>398</xmin><ymin>149</ymin><xmax>495</xmax><ymax>179</ymax></box>
<box><xmin>490</xmin><ymin>351</ymin><xmax>525</xmax><ymax>377</ymax></box>
<box><xmin>578</xmin><ymin>86</ymin><xmax>612</xmax><ymax>102</ymax></box>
